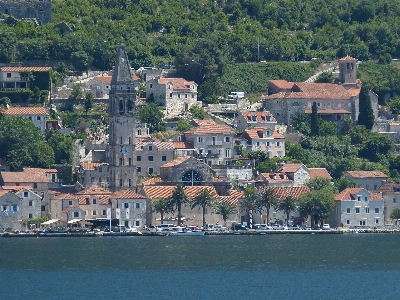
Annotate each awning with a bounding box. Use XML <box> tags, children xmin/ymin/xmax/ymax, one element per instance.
<box><xmin>67</xmin><ymin>219</ymin><xmax>82</xmax><ymax>224</ymax></box>
<box><xmin>41</xmin><ymin>219</ymin><xmax>60</xmax><ymax>225</ymax></box>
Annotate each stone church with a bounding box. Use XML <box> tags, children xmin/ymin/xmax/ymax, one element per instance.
<box><xmin>106</xmin><ymin>44</ymin><xmax>138</xmax><ymax>191</ymax></box>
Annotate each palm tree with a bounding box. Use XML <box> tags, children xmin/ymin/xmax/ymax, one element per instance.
<box><xmin>214</xmin><ymin>200</ymin><xmax>238</xmax><ymax>227</ymax></box>
<box><xmin>170</xmin><ymin>184</ymin><xmax>189</xmax><ymax>226</ymax></box>
<box><xmin>276</xmin><ymin>194</ymin><xmax>297</xmax><ymax>226</ymax></box>
<box><xmin>240</xmin><ymin>187</ymin><xmax>258</xmax><ymax>227</ymax></box>
<box><xmin>152</xmin><ymin>198</ymin><xmax>173</xmax><ymax>225</ymax></box>
<box><xmin>257</xmin><ymin>187</ymin><xmax>278</xmax><ymax>225</ymax></box>
<box><xmin>191</xmin><ymin>188</ymin><xmax>215</xmax><ymax>226</ymax></box>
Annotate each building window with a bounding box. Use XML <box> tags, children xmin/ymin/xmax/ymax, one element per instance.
<box><xmin>170</xmin><ymin>93</ymin><xmax>172</xmax><ymax>98</ymax></box>
<box><xmin>178</xmin><ymin>94</ymin><xmax>180</xmax><ymax>98</ymax></box>
<box><xmin>92</xmin><ymin>199</ymin><xmax>97</xmax><ymax>204</ymax></box>
<box><xmin>29</xmin><ymin>201</ymin><xmax>33</xmax><ymax>206</ymax></box>
<box><xmin>120</xmin><ymin>179</ymin><xmax>123</xmax><ymax>187</ymax></box>
<box><xmin>266</xmin><ymin>142</ymin><xmax>270</xmax><ymax>147</ymax></box>
<box><xmin>137</xmin><ymin>156</ymin><xmax>141</xmax><ymax>161</ymax></box>
<box><xmin>23</xmin><ymin>191</ymin><xmax>28</xmax><ymax>197</ymax></box>
<box><xmin>276</xmin><ymin>142</ymin><xmax>280</xmax><ymax>147</ymax></box>
<box><xmin>148</xmin><ymin>156</ymin><xmax>153</xmax><ymax>161</ymax></box>
<box><xmin>225</xmin><ymin>149</ymin><xmax>230</xmax><ymax>158</ymax></box>
<box><xmin>13</xmin><ymin>205</ymin><xmax>18</xmax><ymax>212</ymax></box>
<box><xmin>93</xmin><ymin>210</ymin><xmax>97</xmax><ymax>215</ymax></box>
<box><xmin>346</xmin><ymin>220</ymin><xmax>350</xmax><ymax>225</ymax></box>
<box><xmin>124</xmin><ymin>203</ymin><xmax>129</xmax><ymax>208</ymax></box>
<box><xmin>394</xmin><ymin>198</ymin><xmax>397</xmax><ymax>203</ymax></box>
<box><xmin>137</xmin><ymin>167</ymin><xmax>141</xmax><ymax>172</ymax></box>
<box><xmin>365</xmin><ymin>197</ymin><xmax>368</xmax><ymax>201</ymax></box>
<box><xmin>357</xmin><ymin>196</ymin><xmax>361</xmax><ymax>201</ymax></box>
<box><xmin>149</xmin><ymin>145</ymin><xmax>153</xmax><ymax>151</ymax></box>
<box><xmin>103</xmin><ymin>210</ymin><xmax>106</xmax><ymax>215</ymax></box>
<box><xmin>74</xmin><ymin>212</ymin><xmax>79</xmax><ymax>218</ymax></box>
<box><xmin>149</xmin><ymin>84</ymin><xmax>152</xmax><ymax>88</ymax></box>
<box><xmin>356</xmin><ymin>208</ymin><xmax>360</xmax><ymax>213</ymax></box>
<box><xmin>68</xmin><ymin>200</ymin><xmax>73</xmax><ymax>206</ymax></box>
<box><xmin>197</xmin><ymin>137</ymin><xmax>203</xmax><ymax>143</ymax></box>
<box><xmin>7</xmin><ymin>73</ymin><xmax>11</xmax><ymax>78</ymax></box>
<box><xmin>162</xmin><ymin>156</ymin><xmax>166</xmax><ymax>161</ymax></box>
<box><xmin>149</xmin><ymin>167</ymin><xmax>153</xmax><ymax>174</ymax></box>
<box><xmin>41</xmin><ymin>206</ymin><xmax>45</xmax><ymax>211</ymax></box>
<box><xmin>225</xmin><ymin>137</ymin><xmax>230</xmax><ymax>143</ymax></box>
<box><xmin>37</xmin><ymin>116</ymin><xmax>41</xmax><ymax>121</ymax></box>
<box><xmin>375</xmin><ymin>208</ymin><xmax>379</xmax><ymax>213</ymax></box>
<box><xmin>135</xmin><ymin>203</ymin><xmax>140</xmax><ymax>209</ymax></box>
<box><xmin>360</xmin><ymin>220</ymin><xmax>366</xmax><ymax>226</ymax></box>
<box><xmin>374</xmin><ymin>185</ymin><xmax>377</xmax><ymax>190</ymax></box>
<box><xmin>365</xmin><ymin>207</ymin><xmax>370</xmax><ymax>213</ymax></box>
<box><xmin>135</xmin><ymin>220</ymin><xmax>140</xmax><ymax>226</ymax></box>
<box><xmin>33</xmin><ymin>183</ymin><xmax>37</xmax><ymax>189</ymax></box>
<box><xmin>375</xmin><ymin>219</ymin><xmax>379</xmax><ymax>224</ymax></box>
<box><xmin>29</xmin><ymin>213</ymin><xmax>33</xmax><ymax>218</ymax></box>
<box><xmin>346</xmin><ymin>208</ymin><xmax>350</xmax><ymax>214</ymax></box>
<box><xmin>129</xmin><ymin>158</ymin><xmax>132</xmax><ymax>166</ymax></box>
<box><xmin>129</xmin><ymin>179</ymin><xmax>132</xmax><ymax>187</ymax></box>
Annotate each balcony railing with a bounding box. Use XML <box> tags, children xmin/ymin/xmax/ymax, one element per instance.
<box><xmin>207</xmin><ymin>141</ymin><xmax>223</xmax><ymax>146</ymax></box>
<box><xmin>1</xmin><ymin>77</ymin><xmax>29</xmax><ymax>82</ymax></box>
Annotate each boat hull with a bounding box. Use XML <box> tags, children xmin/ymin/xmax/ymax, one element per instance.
<box><xmin>166</xmin><ymin>230</ymin><xmax>205</xmax><ymax>236</ymax></box>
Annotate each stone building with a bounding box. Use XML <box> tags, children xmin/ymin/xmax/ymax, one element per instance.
<box><xmin>0</xmin><ymin>0</ymin><xmax>52</xmax><ymax>24</ymax></box>
<box><xmin>106</xmin><ymin>44</ymin><xmax>138</xmax><ymax>191</ymax></box>
<box><xmin>345</xmin><ymin>171</ymin><xmax>388</xmax><ymax>192</ymax></box>
<box><xmin>236</xmin><ymin>111</ymin><xmax>277</xmax><ymax>131</ymax></box>
<box><xmin>110</xmin><ymin>189</ymin><xmax>147</xmax><ymax>228</ymax></box>
<box><xmin>15</xmin><ymin>188</ymin><xmax>42</xmax><ymax>220</ymax></box>
<box><xmin>184</xmin><ymin>119</ymin><xmax>235</xmax><ymax>167</ymax></box>
<box><xmin>146</xmin><ymin>76</ymin><xmax>201</xmax><ymax>116</ymax></box>
<box><xmin>375</xmin><ymin>182</ymin><xmax>400</xmax><ymax>225</ymax></box>
<box><xmin>135</xmin><ymin>141</ymin><xmax>175</xmax><ymax>177</ymax></box>
<box><xmin>239</xmin><ymin>126</ymin><xmax>285</xmax><ymax>157</ymax></box>
<box><xmin>75</xmin><ymin>162</ymin><xmax>110</xmax><ymax>188</ymax></box>
<box><xmin>50</xmin><ymin>193</ymin><xmax>80</xmax><ymax>220</ymax></box>
<box><xmin>0</xmin><ymin>190</ymin><xmax>22</xmax><ymax>231</ymax></box>
<box><xmin>262</xmin><ymin>56</ymin><xmax>362</xmax><ymax>124</ymax></box>
<box><xmin>330</xmin><ymin>188</ymin><xmax>384</xmax><ymax>228</ymax></box>
<box><xmin>75</xmin><ymin>186</ymin><xmax>112</xmax><ymax>224</ymax></box>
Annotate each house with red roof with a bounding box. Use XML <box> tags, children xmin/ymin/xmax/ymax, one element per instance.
<box><xmin>239</xmin><ymin>126</ymin><xmax>285</xmax><ymax>158</ymax></box>
<box><xmin>4</xmin><ymin>106</ymin><xmax>47</xmax><ymax>134</ymax></box>
<box><xmin>345</xmin><ymin>170</ymin><xmax>388</xmax><ymax>192</ymax></box>
<box><xmin>146</xmin><ymin>76</ymin><xmax>201</xmax><ymax>116</ymax></box>
<box><xmin>375</xmin><ymin>182</ymin><xmax>400</xmax><ymax>224</ymax></box>
<box><xmin>237</xmin><ymin>111</ymin><xmax>277</xmax><ymax>131</ymax></box>
<box><xmin>0</xmin><ymin>66</ymin><xmax>51</xmax><ymax>91</ymax></box>
<box><xmin>329</xmin><ymin>188</ymin><xmax>384</xmax><ymax>228</ymax></box>
<box><xmin>110</xmin><ymin>189</ymin><xmax>147</xmax><ymax>228</ymax></box>
<box><xmin>0</xmin><ymin>190</ymin><xmax>22</xmax><ymax>231</ymax></box>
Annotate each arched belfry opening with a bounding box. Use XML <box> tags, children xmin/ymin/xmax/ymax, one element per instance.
<box><xmin>182</xmin><ymin>170</ymin><xmax>203</xmax><ymax>186</ymax></box>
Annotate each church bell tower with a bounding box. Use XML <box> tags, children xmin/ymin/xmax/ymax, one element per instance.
<box><xmin>107</xmin><ymin>44</ymin><xmax>137</xmax><ymax>191</ymax></box>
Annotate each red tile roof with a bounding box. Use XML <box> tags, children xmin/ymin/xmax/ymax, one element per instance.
<box><xmin>172</xmin><ymin>141</ymin><xmax>194</xmax><ymax>149</ymax></box>
<box><xmin>1</xmin><ymin>67</ymin><xmax>51</xmax><ymax>72</ymax></box>
<box><xmin>161</xmin><ymin>156</ymin><xmax>191</xmax><ymax>168</ymax></box>
<box><xmin>185</xmin><ymin>119</ymin><xmax>234</xmax><ymax>135</ymax></box>
<box><xmin>262</xmin><ymin>186</ymin><xmax>311</xmax><ymax>199</ymax></box>
<box><xmin>375</xmin><ymin>182</ymin><xmax>400</xmax><ymax>194</ymax></box>
<box><xmin>62</xmin><ymin>206</ymin><xmax>76</xmax><ymax>213</ymax></box>
<box><xmin>346</xmin><ymin>171</ymin><xmax>388</xmax><ymax>179</ymax></box>
<box><xmin>80</xmin><ymin>162</ymin><xmax>107</xmax><ymax>171</ymax></box>
<box><xmin>23</xmin><ymin>168</ymin><xmax>58</xmax><ymax>173</ymax></box>
<box><xmin>143</xmin><ymin>185</ymin><xmax>217</xmax><ymax>199</ymax></box>
<box><xmin>229</xmin><ymin>190</ymin><xmax>245</xmax><ymax>199</ymax></box>
<box><xmin>96</xmin><ymin>76</ymin><xmax>112</xmax><ymax>83</ymax></box>
<box><xmin>75</xmin><ymin>185</ymin><xmax>112</xmax><ymax>195</ymax></box>
<box><xmin>158</xmin><ymin>78</ymin><xmax>195</xmax><ymax>90</ymax></box>
<box><xmin>111</xmin><ymin>189</ymin><xmax>146</xmax><ymax>199</ymax></box>
<box><xmin>269</xmin><ymin>80</ymin><xmax>294</xmax><ymax>89</ymax></box>
<box><xmin>280</xmin><ymin>163</ymin><xmax>304</xmax><ymax>173</ymax></box>
<box><xmin>335</xmin><ymin>188</ymin><xmax>383</xmax><ymax>201</ymax></box>
<box><xmin>78</xmin><ymin>195</ymin><xmax>111</xmax><ymax>205</ymax></box>
<box><xmin>339</xmin><ymin>56</ymin><xmax>357</xmax><ymax>61</ymax></box>
<box><xmin>4</xmin><ymin>106</ymin><xmax>47</xmax><ymax>116</ymax></box>
<box><xmin>136</xmin><ymin>141</ymin><xmax>174</xmax><ymax>151</ymax></box>
<box><xmin>1</xmin><ymin>171</ymin><xmax>48</xmax><ymax>183</ymax></box>
<box><xmin>309</xmin><ymin>168</ymin><xmax>332</xmax><ymax>180</ymax></box>
<box><xmin>218</xmin><ymin>196</ymin><xmax>239</xmax><ymax>206</ymax></box>
<box><xmin>240</xmin><ymin>111</ymin><xmax>277</xmax><ymax>123</ymax></box>
<box><xmin>50</xmin><ymin>193</ymin><xmax>79</xmax><ymax>201</ymax></box>
<box><xmin>140</xmin><ymin>177</ymin><xmax>163</xmax><ymax>186</ymax></box>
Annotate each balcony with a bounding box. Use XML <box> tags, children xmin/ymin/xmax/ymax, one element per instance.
<box><xmin>207</xmin><ymin>141</ymin><xmax>223</xmax><ymax>146</ymax></box>
<box><xmin>1</xmin><ymin>77</ymin><xmax>29</xmax><ymax>82</ymax></box>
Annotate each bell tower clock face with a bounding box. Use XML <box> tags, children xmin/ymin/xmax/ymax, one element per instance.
<box><xmin>122</xmin><ymin>147</ymin><xmax>129</xmax><ymax>155</ymax></box>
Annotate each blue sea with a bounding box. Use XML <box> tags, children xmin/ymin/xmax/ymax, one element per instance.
<box><xmin>1</xmin><ymin>233</ymin><xmax>400</xmax><ymax>299</ymax></box>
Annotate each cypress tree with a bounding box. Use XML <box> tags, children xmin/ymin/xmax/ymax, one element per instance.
<box><xmin>310</xmin><ymin>101</ymin><xmax>319</xmax><ymax>136</ymax></box>
<box><xmin>358</xmin><ymin>86</ymin><xmax>374</xmax><ymax>130</ymax></box>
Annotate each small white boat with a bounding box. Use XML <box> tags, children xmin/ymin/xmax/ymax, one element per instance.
<box><xmin>166</xmin><ymin>229</ymin><xmax>205</xmax><ymax>236</ymax></box>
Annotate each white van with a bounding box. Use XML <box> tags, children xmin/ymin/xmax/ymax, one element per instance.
<box><xmin>157</xmin><ymin>224</ymin><xmax>175</xmax><ymax>231</ymax></box>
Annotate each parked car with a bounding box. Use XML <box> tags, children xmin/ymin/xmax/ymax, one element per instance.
<box><xmin>231</xmin><ymin>223</ymin><xmax>248</xmax><ymax>231</ymax></box>
<box><xmin>322</xmin><ymin>224</ymin><xmax>331</xmax><ymax>230</ymax></box>
<box><xmin>254</xmin><ymin>224</ymin><xmax>273</xmax><ymax>230</ymax></box>
<box><xmin>147</xmin><ymin>226</ymin><xmax>162</xmax><ymax>232</ymax></box>
<box><xmin>313</xmin><ymin>224</ymin><xmax>321</xmax><ymax>230</ymax></box>
<box><xmin>272</xmin><ymin>224</ymin><xmax>287</xmax><ymax>230</ymax></box>
<box><xmin>157</xmin><ymin>224</ymin><xmax>175</xmax><ymax>231</ymax></box>
<box><xmin>125</xmin><ymin>226</ymin><xmax>138</xmax><ymax>232</ymax></box>
<box><xmin>214</xmin><ymin>225</ymin><xmax>227</xmax><ymax>231</ymax></box>
<box><xmin>287</xmin><ymin>225</ymin><xmax>300</xmax><ymax>230</ymax></box>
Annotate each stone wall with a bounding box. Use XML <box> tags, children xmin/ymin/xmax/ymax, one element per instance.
<box><xmin>0</xmin><ymin>0</ymin><xmax>52</xmax><ymax>24</ymax></box>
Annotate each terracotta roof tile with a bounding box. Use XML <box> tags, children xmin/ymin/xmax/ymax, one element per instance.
<box><xmin>80</xmin><ymin>163</ymin><xmax>107</xmax><ymax>171</ymax></box>
<box><xmin>50</xmin><ymin>193</ymin><xmax>79</xmax><ymax>201</ymax></box>
<box><xmin>136</xmin><ymin>141</ymin><xmax>174</xmax><ymax>151</ymax></box>
<box><xmin>269</xmin><ymin>80</ymin><xmax>294</xmax><ymax>89</ymax></box>
<box><xmin>0</xmin><ymin>186</ymin><xmax>31</xmax><ymax>192</ymax></box>
<box><xmin>158</xmin><ymin>78</ymin><xmax>195</xmax><ymax>90</ymax></box>
<box><xmin>370</xmin><ymin>193</ymin><xmax>384</xmax><ymax>200</ymax></box>
<box><xmin>75</xmin><ymin>185</ymin><xmax>112</xmax><ymax>195</ymax></box>
<box><xmin>4</xmin><ymin>106</ymin><xmax>47</xmax><ymax>116</ymax></box>
<box><xmin>229</xmin><ymin>190</ymin><xmax>245</xmax><ymax>199</ymax></box>
<box><xmin>1</xmin><ymin>67</ymin><xmax>51</xmax><ymax>72</ymax></box>
<box><xmin>339</xmin><ymin>56</ymin><xmax>357</xmax><ymax>61</ymax></box>
<box><xmin>172</xmin><ymin>141</ymin><xmax>194</xmax><ymax>149</ymax></box>
<box><xmin>335</xmin><ymin>188</ymin><xmax>363</xmax><ymax>201</ymax></box>
<box><xmin>161</xmin><ymin>156</ymin><xmax>191</xmax><ymax>168</ymax></box>
<box><xmin>347</xmin><ymin>171</ymin><xmax>388</xmax><ymax>179</ymax></box>
<box><xmin>259</xmin><ymin>173</ymin><xmax>292</xmax><ymax>183</ymax></box>
<box><xmin>23</xmin><ymin>168</ymin><xmax>58</xmax><ymax>173</ymax></box>
<box><xmin>62</xmin><ymin>206</ymin><xmax>76</xmax><ymax>213</ymax></box>
<box><xmin>96</xmin><ymin>76</ymin><xmax>112</xmax><ymax>83</ymax></box>
<box><xmin>185</xmin><ymin>119</ymin><xmax>234</xmax><ymax>135</ymax></box>
<box><xmin>143</xmin><ymin>185</ymin><xmax>217</xmax><ymax>199</ymax></box>
<box><xmin>140</xmin><ymin>177</ymin><xmax>163</xmax><ymax>186</ymax></box>
<box><xmin>1</xmin><ymin>171</ymin><xmax>48</xmax><ymax>183</ymax></box>
<box><xmin>111</xmin><ymin>189</ymin><xmax>146</xmax><ymax>199</ymax></box>
<box><xmin>280</xmin><ymin>163</ymin><xmax>304</xmax><ymax>173</ymax></box>
<box><xmin>262</xmin><ymin>186</ymin><xmax>310</xmax><ymax>199</ymax></box>
<box><xmin>218</xmin><ymin>196</ymin><xmax>239</xmax><ymax>206</ymax></box>
<box><xmin>375</xmin><ymin>182</ymin><xmax>400</xmax><ymax>194</ymax></box>
<box><xmin>309</xmin><ymin>168</ymin><xmax>332</xmax><ymax>180</ymax></box>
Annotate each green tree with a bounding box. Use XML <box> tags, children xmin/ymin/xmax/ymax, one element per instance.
<box><xmin>257</xmin><ymin>187</ymin><xmax>278</xmax><ymax>225</ymax></box>
<box><xmin>359</xmin><ymin>133</ymin><xmax>394</xmax><ymax>162</ymax></box>
<box><xmin>152</xmin><ymin>198</ymin><xmax>173</xmax><ymax>225</ymax></box>
<box><xmin>189</xmin><ymin>105</ymin><xmax>207</xmax><ymax>119</ymax></box>
<box><xmin>306</xmin><ymin>177</ymin><xmax>337</xmax><ymax>193</ymax></box>
<box><xmin>84</xmin><ymin>92</ymin><xmax>94</xmax><ymax>113</ymax></box>
<box><xmin>170</xmin><ymin>184</ymin><xmax>190</xmax><ymax>226</ymax></box>
<box><xmin>390</xmin><ymin>208</ymin><xmax>400</xmax><ymax>224</ymax></box>
<box><xmin>0</xmin><ymin>116</ymin><xmax>54</xmax><ymax>170</ymax></box>
<box><xmin>46</xmin><ymin>132</ymin><xmax>74</xmax><ymax>165</ymax></box>
<box><xmin>334</xmin><ymin>176</ymin><xmax>356</xmax><ymax>192</ymax></box>
<box><xmin>310</xmin><ymin>101</ymin><xmax>319</xmax><ymax>136</ymax></box>
<box><xmin>299</xmin><ymin>188</ymin><xmax>335</xmax><ymax>226</ymax></box>
<box><xmin>214</xmin><ymin>200</ymin><xmax>238</xmax><ymax>227</ymax></box>
<box><xmin>177</xmin><ymin>119</ymin><xmax>193</xmax><ymax>132</ymax></box>
<box><xmin>276</xmin><ymin>194</ymin><xmax>297</xmax><ymax>226</ymax></box>
<box><xmin>358</xmin><ymin>86</ymin><xmax>374</xmax><ymax>130</ymax></box>
<box><xmin>315</xmin><ymin>71</ymin><xmax>334</xmax><ymax>83</ymax></box>
<box><xmin>70</xmin><ymin>51</ymin><xmax>93</xmax><ymax>74</ymax></box>
<box><xmin>387</xmin><ymin>97</ymin><xmax>400</xmax><ymax>114</ymax></box>
<box><xmin>136</xmin><ymin>103</ymin><xmax>165</xmax><ymax>133</ymax></box>
<box><xmin>191</xmin><ymin>188</ymin><xmax>216</xmax><ymax>226</ymax></box>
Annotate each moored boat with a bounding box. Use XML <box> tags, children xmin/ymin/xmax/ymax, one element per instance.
<box><xmin>166</xmin><ymin>228</ymin><xmax>205</xmax><ymax>236</ymax></box>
